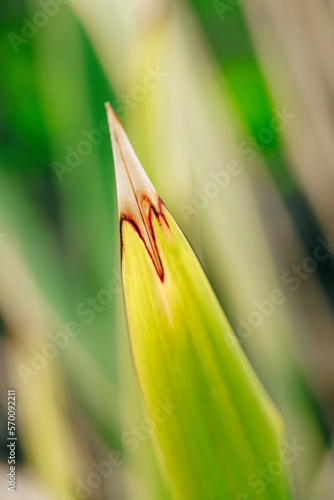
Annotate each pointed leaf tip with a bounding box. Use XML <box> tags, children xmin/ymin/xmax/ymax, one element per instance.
<box><xmin>105</xmin><ymin>102</ymin><xmax>169</xmax><ymax>280</ymax></box>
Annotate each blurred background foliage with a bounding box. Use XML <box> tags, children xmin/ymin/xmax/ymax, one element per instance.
<box><xmin>0</xmin><ymin>0</ymin><xmax>334</xmax><ymax>499</ymax></box>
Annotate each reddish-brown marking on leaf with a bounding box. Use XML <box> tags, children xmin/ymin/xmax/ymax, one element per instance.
<box><xmin>120</xmin><ymin>197</ymin><xmax>171</xmax><ymax>282</ymax></box>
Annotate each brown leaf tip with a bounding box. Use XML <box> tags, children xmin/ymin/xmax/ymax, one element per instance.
<box><xmin>105</xmin><ymin>102</ymin><xmax>171</xmax><ymax>281</ymax></box>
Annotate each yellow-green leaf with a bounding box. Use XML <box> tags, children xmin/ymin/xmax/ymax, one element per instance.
<box><xmin>105</xmin><ymin>102</ymin><xmax>291</xmax><ymax>500</ymax></box>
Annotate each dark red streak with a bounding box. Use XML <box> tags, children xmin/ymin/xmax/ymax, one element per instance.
<box><xmin>119</xmin><ymin>197</ymin><xmax>169</xmax><ymax>283</ymax></box>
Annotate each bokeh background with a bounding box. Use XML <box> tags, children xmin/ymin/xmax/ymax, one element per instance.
<box><xmin>1</xmin><ymin>0</ymin><xmax>334</xmax><ymax>499</ymax></box>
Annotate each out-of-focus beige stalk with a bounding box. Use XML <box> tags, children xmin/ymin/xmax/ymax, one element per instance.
<box><xmin>0</xmin><ymin>236</ymin><xmax>79</xmax><ymax>498</ymax></box>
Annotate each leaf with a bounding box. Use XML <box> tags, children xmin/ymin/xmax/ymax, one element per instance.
<box><xmin>105</xmin><ymin>102</ymin><xmax>291</xmax><ymax>500</ymax></box>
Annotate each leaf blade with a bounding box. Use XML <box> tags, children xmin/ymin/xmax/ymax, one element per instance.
<box><xmin>106</xmin><ymin>104</ymin><xmax>291</xmax><ymax>500</ymax></box>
